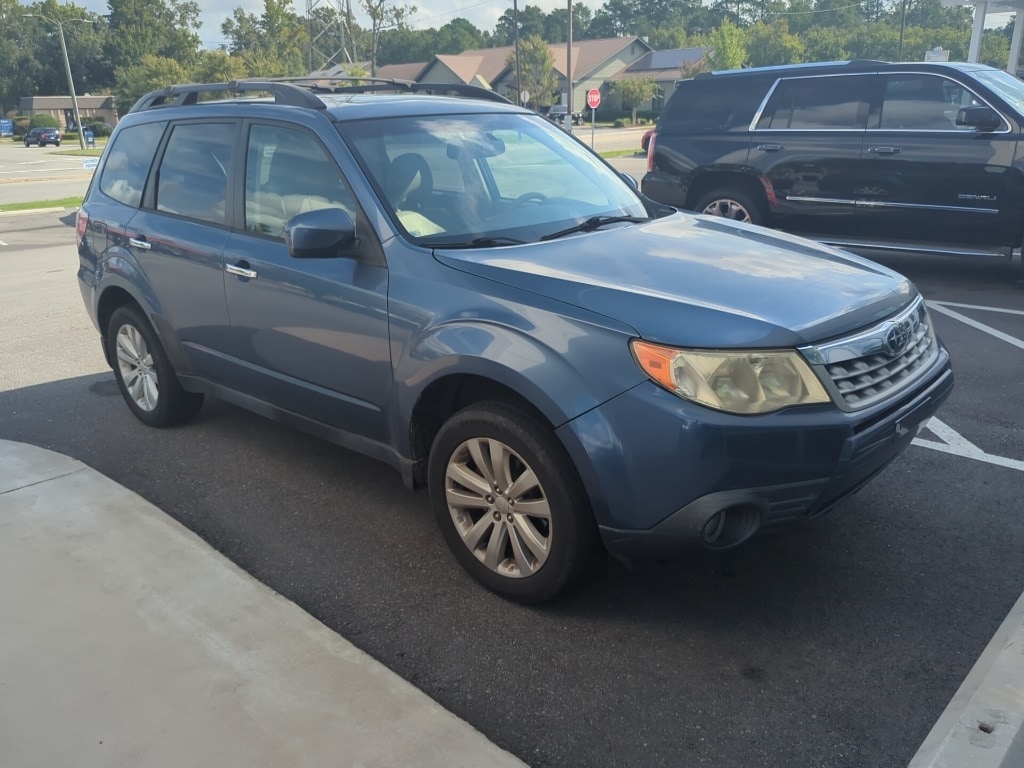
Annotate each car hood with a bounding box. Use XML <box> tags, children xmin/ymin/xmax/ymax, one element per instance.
<box><xmin>434</xmin><ymin>213</ymin><xmax>914</xmax><ymax>348</ymax></box>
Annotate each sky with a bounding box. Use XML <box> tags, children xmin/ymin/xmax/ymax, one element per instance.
<box><xmin>76</xmin><ymin>0</ymin><xmax>1015</xmax><ymax>51</ymax></box>
<box><xmin>78</xmin><ymin>0</ymin><xmax>594</xmax><ymax>50</ymax></box>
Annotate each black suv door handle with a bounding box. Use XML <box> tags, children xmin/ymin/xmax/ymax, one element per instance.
<box><xmin>128</xmin><ymin>236</ymin><xmax>151</xmax><ymax>250</ymax></box>
<box><xmin>755</xmin><ymin>143</ymin><xmax>785</xmax><ymax>152</ymax></box>
<box><xmin>226</xmin><ymin>261</ymin><xmax>258</xmax><ymax>280</ymax></box>
<box><xmin>867</xmin><ymin>146</ymin><xmax>902</xmax><ymax>155</ymax></box>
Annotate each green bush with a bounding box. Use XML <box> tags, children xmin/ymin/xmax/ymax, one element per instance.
<box><xmin>613</xmin><ymin>118</ymin><xmax>628</xmax><ymax>128</ymax></box>
<box><xmin>13</xmin><ymin>116</ymin><xmax>30</xmax><ymax>136</ymax></box>
<box><xmin>87</xmin><ymin>121</ymin><xmax>113</xmax><ymax>137</ymax></box>
<box><xmin>29</xmin><ymin>114</ymin><xmax>59</xmax><ymax>129</ymax></box>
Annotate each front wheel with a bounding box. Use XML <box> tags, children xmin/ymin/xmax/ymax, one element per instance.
<box><xmin>106</xmin><ymin>305</ymin><xmax>203</xmax><ymax>427</ymax></box>
<box><xmin>693</xmin><ymin>188</ymin><xmax>766</xmax><ymax>227</ymax></box>
<box><xmin>428</xmin><ymin>402</ymin><xmax>601</xmax><ymax>603</ymax></box>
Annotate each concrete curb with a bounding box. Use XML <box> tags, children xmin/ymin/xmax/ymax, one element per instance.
<box><xmin>908</xmin><ymin>589</ymin><xmax>1024</xmax><ymax>768</ymax></box>
<box><xmin>0</xmin><ymin>207</ymin><xmax>72</xmax><ymax>216</ymax></box>
<box><xmin>0</xmin><ymin>439</ymin><xmax>528</xmax><ymax>768</ymax></box>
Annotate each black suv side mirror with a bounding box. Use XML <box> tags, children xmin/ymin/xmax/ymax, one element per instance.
<box><xmin>285</xmin><ymin>208</ymin><xmax>357</xmax><ymax>259</ymax></box>
<box><xmin>956</xmin><ymin>105</ymin><xmax>1002</xmax><ymax>132</ymax></box>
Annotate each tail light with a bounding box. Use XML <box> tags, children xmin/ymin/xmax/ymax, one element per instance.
<box><xmin>646</xmin><ymin>133</ymin><xmax>657</xmax><ymax>173</ymax></box>
<box><xmin>76</xmin><ymin>209</ymin><xmax>89</xmax><ymax>241</ymax></box>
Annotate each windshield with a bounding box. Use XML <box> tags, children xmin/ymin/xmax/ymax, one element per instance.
<box><xmin>973</xmin><ymin>68</ymin><xmax>1024</xmax><ymax>115</ymax></box>
<box><xmin>338</xmin><ymin>112</ymin><xmax>647</xmax><ymax>246</ymax></box>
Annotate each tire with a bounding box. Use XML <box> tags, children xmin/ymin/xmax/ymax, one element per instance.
<box><xmin>106</xmin><ymin>305</ymin><xmax>203</xmax><ymax>427</ymax></box>
<box><xmin>54</xmin><ymin>141</ymin><xmax>60</xmax><ymax>147</ymax></box>
<box><xmin>428</xmin><ymin>402</ymin><xmax>601</xmax><ymax>603</ymax></box>
<box><xmin>693</xmin><ymin>187</ymin><xmax>766</xmax><ymax>227</ymax></box>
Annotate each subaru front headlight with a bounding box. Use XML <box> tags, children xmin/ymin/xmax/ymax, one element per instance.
<box><xmin>631</xmin><ymin>340</ymin><xmax>831</xmax><ymax>415</ymax></box>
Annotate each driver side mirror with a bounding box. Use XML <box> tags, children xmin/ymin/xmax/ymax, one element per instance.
<box><xmin>285</xmin><ymin>207</ymin><xmax>357</xmax><ymax>259</ymax></box>
<box><xmin>956</xmin><ymin>105</ymin><xmax>1002</xmax><ymax>132</ymax></box>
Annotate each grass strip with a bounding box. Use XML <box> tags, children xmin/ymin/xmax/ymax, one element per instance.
<box><xmin>0</xmin><ymin>197</ymin><xmax>82</xmax><ymax>213</ymax></box>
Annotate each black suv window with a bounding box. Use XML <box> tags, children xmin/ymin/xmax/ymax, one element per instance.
<box><xmin>757</xmin><ymin>75</ymin><xmax>871</xmax><ymax>130</ymax></box>
<box><xmin>98</xmin><ymin>122</ymin><xmax>166</xmax><ymax>207</ymax></box>
<box><xmin>661</xmin><ymin>77</ymin><xmax>771</xmax><ymax>133</ymax></box>
<box><xmin>155</xmin><ymin>122</ymin><xmax>234</xmax><ymax>225</ymax></box>
<box><xmin>877</xmin><ymin>75</ymin><xmax>978</xmax><ymax>131</ymax></box>
<box><xmin>244</xmin><ymin>124</ymin><xmax>357</xmax><ymax>239</ymax></box>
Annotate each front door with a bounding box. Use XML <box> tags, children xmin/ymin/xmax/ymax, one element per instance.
<box><xmin>221</xmin><ymin>122</ymin><xmax>391</xmax><ymax>442</ymax></box>
<box><xmin>857</xmin><ymin>73</ymin><xmax>1013</xmax><ymax>247</ymax></box>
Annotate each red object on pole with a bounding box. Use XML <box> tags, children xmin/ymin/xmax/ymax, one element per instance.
<box><xmin>586</xmin><ymin>89</ymin><xmax>601</xmax><ymax>110</ymax></box>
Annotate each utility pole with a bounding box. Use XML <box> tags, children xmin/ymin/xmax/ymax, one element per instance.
<box><xmin>23</xmin><ymin>14</ymin><xmax>90</xmax><ymax>150</ymax></box>
<box><xmin>566</xmin><ymin>0</ymin><xmax>573</xmax><ymax>133</ymax></box>
<box><xmin>513</xmin><ymin>0</ymin><xmax>522</xmax><ymax>105</ymax></box>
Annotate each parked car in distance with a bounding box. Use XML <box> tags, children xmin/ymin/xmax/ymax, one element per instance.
<box><xmin>547</xmin><ymin>104</ymin><xmax>584</xmax><ymax>126</ymax></box>
<box><xmin>77</xmin><ymin>79</ymin><xmax>952</xmax><ymax>603</ymax></box>
<box><xmin>643</xmin><ymin>60</ymin><xmax>1024</xmax><ymax>272</ymax></box>
<box><xmin>24</xmin><ymin>127</ymin><xmax>61</xmax><ymax>147</ymax></box>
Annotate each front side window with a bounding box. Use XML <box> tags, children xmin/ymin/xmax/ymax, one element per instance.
<box><xmin>244</xmin><ymin>124</ymin><xmax>357</xmax><ymax>239</ymax></box>
<box><xmin>155</xmin><ymin>122</ymin><xmax>234</xmax><ymax>225</ymax></box>
<box><xmin>98</xmin><ymin>121</ymin><xmax>166</xmax><ymax>207</ymax></box>
<box><xmin>878</xmin><ymin>75</ymin><xmax>979</xmax><ymax>130</ymax></box>
<box><xmin>340</xmin><ymin>113</ymin><xmax>647</xmax><ymax>245</ymax></box>
<box><xmin>758</xmin><ymin>75</ymin><xmax>871</xmax><ymax>130</ymax></box>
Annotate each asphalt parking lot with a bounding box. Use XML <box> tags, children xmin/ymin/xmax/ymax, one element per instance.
<box><xmin>1</xmin><ymin>188</ymin><xmax>1022</xmax><ymax>765</ymax></box>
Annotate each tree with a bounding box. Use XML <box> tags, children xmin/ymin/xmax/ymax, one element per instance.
<box><xmin>114</xmin><ymin>54</ymin><xmax>189</xmax><ymax>113</ymax></box>
<box><xmin>494</xmin><ymin>5</ymin><xmax>545</xmax><ymax>45</ymax></box>
<box><xmin>360</xmin><ymin>0</ymin><xmax>416</xmax><ymax>75</ymax></box>
<box><xmin>191</xmin><ymin>49</ymin><xmax>249</xmax><ymax>82</ymax></box>
<box><xmin>611</xmin><ymin>77</ymin><xmax>658</xmax><ymax>124</ymax></box>
<box><xmin>507</xmin><ymin>34</ymin><xmax>557</xmax><ymax>109</ymax></box>
<box><xmin>744</xmin><ymin>20</ymin><xmax>805</xmax><ymax>67</ymax></box>
<box><xmin>106</xmin><ymin>0</ymin><xmax>201</xmax><ymax>73</ymax></box>
<box><xmin>705</xmin><ymin>19</ymin><xmax>747</xmax><ymax>70</ymax></box>
<box><xmin>436</xmin><ymin>18</ymin><xmax>483</xmax><ymax>53</ymax></box>
<box><xmin>221</xmin><ymin>0</ymin><xmax>308</xmax><ymax>77</ymax></box>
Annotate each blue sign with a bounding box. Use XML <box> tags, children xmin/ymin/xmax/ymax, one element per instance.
<box><xmin>0</xmin><ymin>119</ymin><xmax>12</xmax><ymax>137</ymax></box>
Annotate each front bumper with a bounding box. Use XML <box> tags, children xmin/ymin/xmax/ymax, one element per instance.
<box><xmin>557</xmin><ymin>349</ymin><xmax>953</xmax><ymax>559</ymax></box>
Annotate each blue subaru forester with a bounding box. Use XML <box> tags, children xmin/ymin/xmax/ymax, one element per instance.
<box><xmin>76</xmin><ymin>80</ymin><xmax>953</xmax><ymax>602</ymax></box>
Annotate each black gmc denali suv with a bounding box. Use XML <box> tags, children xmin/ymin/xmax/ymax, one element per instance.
<box><xmin>642</xmin><ymin>60</ymin><xmax>1024</xmax><ymax>273</ymax></box>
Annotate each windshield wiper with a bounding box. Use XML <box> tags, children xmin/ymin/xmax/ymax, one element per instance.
<box><xmin>540</xmin><ymin>215</ymin><xmax>648</xmax><ymax>242</ymax></box>
<box><xmin>423</xmin><ymin>236</ymin><xmax>526</xmax><ymax>249</ymax></box>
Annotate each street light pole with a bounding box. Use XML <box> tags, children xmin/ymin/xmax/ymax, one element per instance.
<box><xmin>23</xmin><ymin>14</ymin><xmax>90</xmax><ymax>150</ymax></box>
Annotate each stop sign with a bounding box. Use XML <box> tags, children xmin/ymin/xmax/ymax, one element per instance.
<box><xmin>586</xmin><ymin>88</ymin><xmax>601</xmax><ymax>110</ymax></box>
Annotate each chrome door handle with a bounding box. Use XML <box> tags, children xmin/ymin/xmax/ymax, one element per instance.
<box><xmin>867</xmin><ymin>146</ymin><xmax>902</xmax><ymax>154</ymax></box>
<box><xmin>225</xmin><ymin>263</ymin><xmax>258</xmax><ymax>279</ymax></box>
<box><xmin>128</xmin><ymin>237</ymin><xmax>151</xmax><ymax>250</ymax></box>
<box><xmin>755</xmin><ymin>143</ymin><xmax>785</xmax><ymax>152</ymax></box>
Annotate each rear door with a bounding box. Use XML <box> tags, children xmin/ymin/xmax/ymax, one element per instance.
<box><xmin>857</xmin><ymin>72</ymin><xmax>1013</xmax><ymax>247</ymax></box>
<box><xmin>749</xmin><ymin>73</ymin><xmax>873</xmax><ymax>237</ymax></box>
<box><xmin>124</xmin><ymin>120</ymin><xmax>236</xmax><ymax>374</ymax></box>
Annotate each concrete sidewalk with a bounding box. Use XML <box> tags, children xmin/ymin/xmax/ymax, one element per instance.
<box><xmin>0</xmin><ymin>439</ymin><xmax>526</xmax><ymax>768</ymax></box>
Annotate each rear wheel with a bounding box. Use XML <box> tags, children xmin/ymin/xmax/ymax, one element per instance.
<box><xmin>428</xmin><ymin>402</ymin><xmax>601</xmax><ymax>603</ymax></box>
<box><xmin>693</xmin><ymin>188</ymin><xmax>766</xmax><ymax>226</ymax></box>
<box><xmin>106</xmin><ymin>305</ymin><xmax>203</xmax><ymax>427</ymax></box>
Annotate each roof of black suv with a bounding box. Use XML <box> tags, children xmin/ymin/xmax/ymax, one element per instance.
<box><xmin>696</xmin><ymin>59</ymin><xmax>995</xmax><ymax>80</ymax></box>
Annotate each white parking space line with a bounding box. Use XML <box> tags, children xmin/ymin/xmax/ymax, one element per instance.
<box><xmin>913</xmin><ymin>418</ymin><xmax>1024</xmax><ymax>473</ymax></box>
<box><xmin>927</xmin><ymin>301</ymin><xmax>1024</xmax><ymax>352</ymax></box>
<box><xmin>931</xmin><ymin>301</ymin><xmax>1024</xmax><ymax>317</ymax></box>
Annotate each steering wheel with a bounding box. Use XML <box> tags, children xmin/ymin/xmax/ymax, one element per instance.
<box><xmin>508</xmin><ymin>192</ymin><xmax>548</xmax><ymax>210</ymax></box>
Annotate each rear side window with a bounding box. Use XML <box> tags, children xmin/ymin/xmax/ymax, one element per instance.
<box><xmin>757</xmin><ymin>75</ymin><xmax>871</xmax><ymax>130</ymax></box>
<box><xmin>155</xmin><ymin>122</ymin><xmax>235</xmax><ymax>225</ymax></box>
<box><xmin>660</xmin><ymin>77</ymin><xmax>771</xmax><ymax>133</ymax></box>
<box><xmin>98</xmin><ymin>122</ymin><xmax>166</xmax><ymax>207</ymax></box>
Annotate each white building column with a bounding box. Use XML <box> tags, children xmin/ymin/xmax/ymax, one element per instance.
<box><xmin>968</xmin><ymin>0</ymin><xmax>988</xmax><ymax>62</ymax></box>
<box><xmin>1009</xmin><ymin>11</ymin><xmax>1024</xmax><ymax>73</ymax></box>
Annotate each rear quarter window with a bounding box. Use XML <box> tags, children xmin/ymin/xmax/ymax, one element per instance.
<box><xmin>97</xmin><ymin>122</ymin><xmax>166</xmax><ymax>208</ymax></box>
<box><xmin>659</xmin><ymin>77</ymin><xmax>773</xmax><ymax>133</ymax></box>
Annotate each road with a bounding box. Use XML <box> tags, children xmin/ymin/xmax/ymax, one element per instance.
<box><xmin>2</xmin><ymin>209</ymin><xmax>1022</xmax><ymax>768</ymax></box>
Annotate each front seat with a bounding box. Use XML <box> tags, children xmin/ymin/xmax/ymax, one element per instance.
<box><xmin>386</xmin><ymin>153</ymin><xmax>433</xmax><ymax>211</ymax></box>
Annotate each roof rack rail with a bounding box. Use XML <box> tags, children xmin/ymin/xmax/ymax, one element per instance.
<box><xmin>281</xmin><ymin>76</ymin><xmax>513</xmax><ymax>104</ymax></box>
<box><xmin>128</xmin><ymin>80</ymin><xmax>326</xmax><ymax>114</ymax></box>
